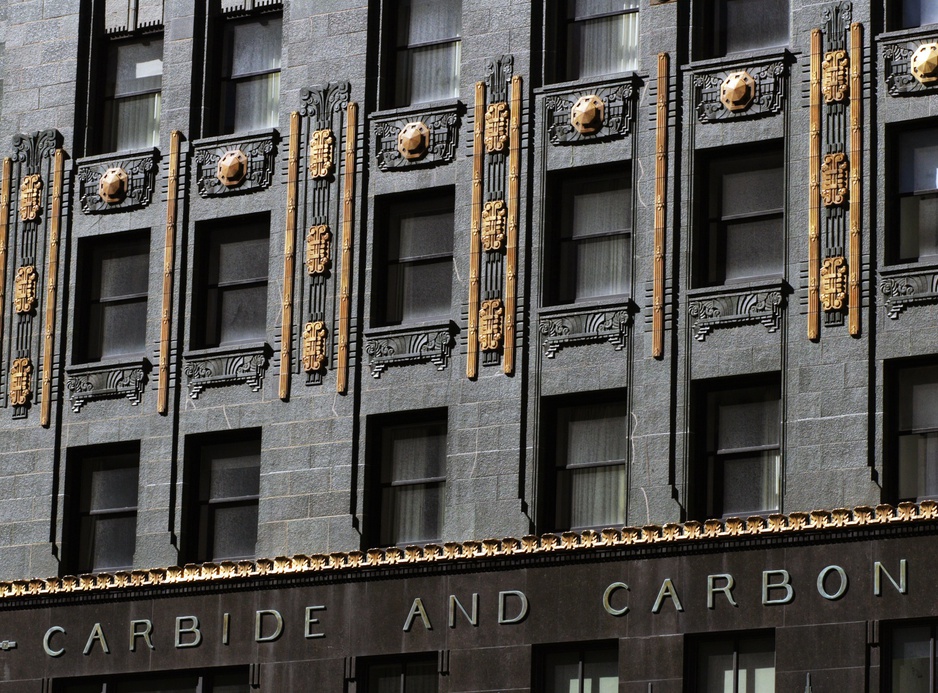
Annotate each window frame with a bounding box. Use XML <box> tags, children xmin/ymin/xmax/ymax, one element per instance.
<box><xmin>888</xmin><ymin>1</ymin><xmax>938</xmax><ymax>30</ymax></box>
<box><xmin>688</xmin><ymin>630</ymin><xmax>776</xmax><ymax>693</ymax></box>
<box><xmin>887</xmin><ymin>120</ymin><xmax>938</xmax><ymax>265</ymax></box>
<box><xmin>696</xmin><ymin>0</ymin><xmax>790</xmax><ymax>60</ymax></box>
<box><xmin>535</xmin><ymin>641</ymin><xmax>619</xmax><ymax>693</ymax></box>
<box><xmin>55</xmin><ymin>666</ymin><xmax>250</xmax><ymax>693</ymax></box>
<box><xmin>887</xmin><ymin>621</ymin><xmax>938</xmax><ymax>692</ymax></box>
<box><xmin>887</xmin><ymin>358</ymin><xmax>938</xmax><ymax>503</ymax></box>
<box><xmin>550</xmin><ymin>0</ymin><xmax>640</xmax><ymax>84</ymax></box>
<box><xmin>362</xmin><ymin>653</ymin><xmax>440</xmax><ymax>693</ymax></box>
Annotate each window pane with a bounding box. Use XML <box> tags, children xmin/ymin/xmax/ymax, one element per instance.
<box><xmin>569</xmin><ymin>0</ymin><xmax>640</xmax><ymax>19</ymax></box>
<box><xmin>724</xmin><ymin>0</ymin><xmax>788</xmax><ymax>54</ymax></box>
<box><xmin>561</xmin><ymin>402</ymin><xmax>628</xmax><ymax>467</ymax></box>
<box><xmin>218</xmin><ymin>284</ymin><xmax>267</xmax><ymax>344</ymax></box>
<box><xmin>898</xmin><ymin>432</ymin><xmax>938</xmax><ymax>500</ymax></box>
<box><xmin>368</xmin><ymin>663</ymin><xmax>401</xmax><ymax>693</ymax></box>
<box><xmin>210</xmin><ymin>503</ymin><xmax>258</xmax><ymax>560</ymax></box>
<box><xmin>899</xmin><ymin>194</ymin><xmax>938</xmax><ymax>261</ymax></box>
<box><xmin>720</xmin><ymin>451</ymin><xmax>780</xmax><ymax>516</ymax></box>
<box><xmin>397</xmin><ymin>0</ymin><xmax>461</xmax><ymax>45</ymax></box>
<box><xmin>213</xmin><ymin>228</ymin><xmax>269</xmax><ymax>284</ymax></box>
<box><xmin>567</xmin><ymin>11</ymin><xmax>638</xmax><ymax>79</ymax></box>
<box><xmin>722</xmin><ymin>216</ymin><xmax>783</xmax><ymax>283</ymax></box>
<box><xmin>382</xmin><ymin>481</ymin><xmax>443</xmax><ymax>545</ymax></box>
<box><xmin>104</xmin><ymin>92</ymin><xmax>161</xmax><ymax>151</ymax></box>
<box><xmin>88</xmin><ymin>514</ymin><xmax>137</xmax><ymax>571</ymax></box>
<box><xmin>899</xmin><ymin>130</ymin><xmax>938</xmax><ymax>194</ymax></box>
<box><xmin>388</xmin><ymin>260</ymin><xmax>453</xmax><ymax>324</ymax></box>
<box><xmin>85</xmin><ymin>456</ymin><xmax>139</xmax><ymax>511</ymax></box>
<box><xmin>113</xmin><ymin>676</ymin><xmax>199</xmax><ymax>693</ymax></box>
<box><xmin>898</xmin><ymin>365</ymin><xmax>938</xmax><ymax>431</ymax></box>
<box><xmin>227</xmin><ymin>18</ymin><xmax>281</xmax><ymax>77</ymax></box>
<box><xmin>903</xmin><ymin>0</ymin><xmax>938</xmax><ymax>28</ymax></box>
<box><xmin>395</xmin><ymin>211</ymin><xmax>455</xmax><ymax>260</ymax></box>
<box><xmin>565</xmin><ymin>464</ymin><xmax>626</xmax><ymax>528</ymax></box>
<box><xmin>387</xmin><ymin>424</ymin><xmax>446</xmax><ymax>482</ymax></box>
<box><xmin>722</xmin><ymin>167</ymin><xmax>783</xmax><ymax>216</ymax></box>
<box><xmin>395</xmin><ymin>41</ymin><xmax>460</xmax><ymax>106</ymax></box>
<box><xmin>91</xmin><ymin>300</ymin><xmax>148</xmax><ymax>359</ymax></box>
<box><xmin>892</xmin><ymin>626</ymin><xmax>931</xmax><ymax>693</ymax></box>
<box><xmin>545</xmin><ymin>650</ymin><xmax>580</xmax><ymax>693</ymax></box>
<box><xmin>738</xmin><ymin>635</ymin><xmax>775</xmax><ymax>693</ymax></box>
<box><xmin>95</xmin><ymin>242</ymin><xmax>150</xmax><ymax>298</ymax></box>
<box><xmin>583</xmin><ymin>648</ymin><xmax>618</xmax><ymax>693</ymax></box>
<box><xmin>698</xmin><ymin>639</ymin><xmax>736</xmax><ymax>693</ymax></box>
<box><xmin>207</xmin><ymin>443</ymin><xmax>261</xmax><ymax>500</ymax></box>
<box><xmin>717</xmin><ymin>396</ymin><xmax>779</xmax><ymax>451</ymax></box>
<box><xmin>405</xmin><ymin>659</ymin><xmax>438</xmax><ymax>693</ymax></box>
<box><xmin>107</xmin><ymin>38</ymin><xmax>163</xmax><ymax>97</ymax></box>
<box><xmin>230</xmin><ymin>71</ymin><xmax>280</xmax><ymax>131</ymax></box>
<box><xmin>562</xmin><ymin>234</ymin><xmax>629</xmax><ymax>301</ymax></box>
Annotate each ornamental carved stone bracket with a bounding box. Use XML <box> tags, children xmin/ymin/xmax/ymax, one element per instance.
<box><xmin>880</xmin><ymin>268</ymin><xmax>938</xmax><ymax>318</ymax></box>
<box><xmin>821</xmin><ymin>153</ymin><xmax>849</xmax><ymax>206</ymax></box>
<box><xmin>182</xmin><ymin>345</ymin><xmax>270</xmax><ymax>398</ymax></box>
<box><xmin>688</xmin><ymin>285</ymin><xmax>785</xmax><ymax>341</ymax></box>
<box><xmin>883</xmin><ymin>37</ymin><xmax>938</xmax><ymax>95</ymax></box>
<box><xmin>693</xmin><ymin>56</ymin><xmax>788</xmax><ymax>123</ymax></box>
<box><xmin>302</xmin><ymin>321</ymin><xmax>327</xmax><ymax>373</ymax></box>
<box><xmin>193</xmin><ymin>131</ymin><xmax>277</xmax><ymax>197</ymax></box>
<box><xmin>9</xmin><ymin>358</ymin><xmax>32</xmax><ymax>408</ymax></box>
<box><xmin>309</xmin><ymin>129</ymin><xmax>335</xmax><ymax>179</ymax></box>
<box><xmin>373</xmin><ymin>104</ymin><xmax>461</xmax><ymax>171</ymax></box>
<box><xmin>306</xmin><ymin>224</ymin><xmax>332</xmax><ymax>275</ymax></box>
<box><xmin>18</xmin><ymin>175</ymin><xmax>42</xmax><ymax>222</ymax></box>
<box><xmin>479</xmin><ymin>299</ymin><xmax>504</xmax><ymax>352</ymax></box>
<box><xmin>822</xmin><ymin>49</ymin><xmax>850</xmax><ymax>102</ymax></box>
<box><xmin>13</xmin><ymin>265</ymin><xmax>37</xmax><ymax>314</ymax></box>
<box><xmin>364</xmin><ymin>323</ymin><xmax>457</xmax><ymax>378</ymax></box>
<box><xmin>542</xmin><ymin>76</ymin><xmax>637</xmax><ymax>145</ymax></box>
<box><xmin>821</xmin><ymin>256</ymin><xmax>848</xmax><ymax>311</ymax></box>
<box><xmin>65</xmin><ymin>361</ymin><xmax>148</xmax><ymax>412</ymax></box>
<box><xmin>537</xmin><ymin>306</ymin><xmax>632</xmax><ymax>359</ymax></box>
<box><xmin>484</xmin><ymin>101</ymin><xmax>509</xmax><ymax>152</ymax></box>
<box><xmin>481</xmin><ymin>200</ymin><xmax>506</xmax><ymax>251</ymax></box>
<box><xmin>77</xmin><ymin>149</ymin><xmax>158</xmax><ymax>213</ymax></box>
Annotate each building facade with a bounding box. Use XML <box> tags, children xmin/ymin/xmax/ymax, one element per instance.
<box><xmin>0</xmin><ymin>0</ymin><xmax>934</xmax><ymax>690</ymax></box>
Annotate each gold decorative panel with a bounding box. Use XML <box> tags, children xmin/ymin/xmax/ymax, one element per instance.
<box><xmin>18</xmin><ymin>174</ymin><xmax>42</xmax><ymax>222</ymax></box>
<box><xmin>216</xmin><ymin>149</ymin><xmax>248</xmax><ymax>188</ymax></box>
<box><xmin>479</xmin><ymin>299</ymin><xmax>504</xmax><ymax>352</ymax></box>
<box><xmin>309</xmin><ymin>129</ymin><xmax>335</xmax><ymax>179</ymax></box>
<box><xmin>481</xmin><ymin>200</ymin><xmax>506</xmax><ymax>251</ymax></box>
<box><xmin>306</xmin><ymin>225</ymin><xmax>332</xmax><ymax>275</ymax></box>
<box><xmin>484</xmin><ymin>102</ymin><xmax>509</xmax><ymax>152</ymax></box>
<box><xmin>821</xmin><ymin>152</ymin><xmax>849</xmax><ymax>206</ymax></box>
<box><xmin>302</xmin><ymin>321</ymin><xmax>327</xmax><ymax>372</ymax></box>
<box><xmin>822</xmin><ymin>49</ymin><xmax>849</xmax><ymax>102</ymax></box>
<box><xmin>97</xmin><ymin>167</ymin><xmax>128</xmax><ymax>204</ymax></box>
<box><xmin>570</xmin><ymin>95</ymin><xmax>604</xmax><ymax>135</ymax></box>
<box><xmin>911</xmin><ymin>42</ymin><xmax>938</xmax><ymax>84</ymax></box>
<box><xmin>10</xmin><ymin>358</ymin><xmax>31</xmax><ymax>407</ymax></box>
<box><xmin>397</xmin><ymin>122</ymin><xmax>430</xmax><ymax>161</ymax></box>
<box><xmin>719</xmin><ymin>71</ymin><xmax>755</xmax><ymax>112</ymax></box>
<box><xmin>821</xmin><ymin>256</ymin><xmax>847</xmax><ymax>311</ymax></box>
<box><xmin>14</xmin><ymin>265</ymin><xmax>37</xmax><ymax>314</ymax></box>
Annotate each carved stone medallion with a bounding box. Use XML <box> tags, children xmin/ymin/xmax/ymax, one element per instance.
<box><xmin>821</xmin><ymin>153</ymin><xmax>849</xmax><ymax>206</ymax></box>
<box><xmin>570</xmin><ymin>95</ymin><xmax>605</xmax><ymax>135</ymax></box>
<box><xmin>484</xmin><ymin>102</ymin><xmax>509</xmax><ymax>152</ymax></box>
<box><xmin>303</xmin><ymin>321</ymin><xmax>328</xmax><ymax>372</ymax></box>
<box><xmin>822</xmin><ymin>50</ymin><xmax>849</xmax><ymax>102</ymax></box>
<box><xmin>481</xmin><ymin>200</ymin><xmax>507</xmax><ymax>252</ymax></box>
<box><xmin>97</xmin><ymin>167</ymin><xmax>129</xmax><ymax>205</ymax></box>
<box><xmin>14</xmin><ymin>265</ymin><xmax>38</xmax><ymax>314</ymax></box>
<box><xmin>309</xmin><ymin>129</ymin><xmax>335</xmax><ymax>179</ymax></box>
<box><xmin>216</xmin><ymin>149</ymin><xmax>248</xmax><ymax>188</ymax></box>
<box><xmin>911</xmin><ymin>43</ymin><xmax>938</xmax><ymax>84</ymax></box>
<box><xmin>9</xmin><ymin>358</ymin><xmax>32</xmax><ymax>407</ymax></box>
<box><xmin>306</xmin><ymin>224</ymin><xmax>332</xmax><ymax>275</ymax></box>
<box><xmin>720</xmin><ymin>71</ymin><xmax>756</xmax><ymax>112</ymax></box>
<box><xmin>479</xmin><ymin>299</ymin><xmax>504</xmax><ymax>352</ymax></box>
<box><xmin>19</xmin><ymin>174</ymin><xmax>42</xmax><ymax>222</ymax></box>
<box><xmin>397</xmin><ymin>122</ymin><xmax>431</xmax><ymax>161</ymax></box>
<box><xmin>821</xmin><ymin>256</ymin><xmax>847</xmax><ymax>311</ymax></box>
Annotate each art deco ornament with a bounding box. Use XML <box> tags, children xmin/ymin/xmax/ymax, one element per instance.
<box><xmin>821</xmin><ymin>256</ymin><xmax>847</xmax><ymax>311</ymax></box>
<box><xmin>570</xmin><ymin>95</ymin><xmax>605</xmax><ymax>135</ymax></box>
<box><xmin>481</xmin><ymin>200</ymin><xmax>506</xmax><ymax>251</ymax></box>
<box><xmin>720</xmin><ymin>71</ymin><xmax>756</xmax><ymax>112</ymax></box>
<box><xmin>484</xmin><ymin>102</ymin><xmax>509</xmax><ymax>152</ymax></box>
<box><xmin>18</xmin><ymin>174</ymin><xmax>42</xmax><ymax>222</ymax></box>
<box><xmin>303</xmin><ymin>321</ymin><xmax>327</xmax><ymax>372</ymax></box>
<box><xmin>822</xmin><ymin>50</ymin><xmax>849</xmax><ymax>102</ymax></box>
<box><xmin>821</xmin><ymin>152</ymin><xmax>849</xmax><ymax>206</ymax></box>
<box><xmin>479</xmin><ymin>299</ymin><xmax>504</xmax><ymax>352</ymax></box>
<box><xmin>397</xmin><ymin>122</ymin><xmax>431</xmax><ymax>161</ymax></box>
<box><xmin>9</xmin><ymin>358</ymin><xmax>32</xmax><ymax>407</ymax></box>
<box><xmin>306</xmin><ymin>224</ymin><xmax>332</xmax><ymax>275</ymax></box>
<box><xmin>14</xmin><ymin>265</ymin><xmax>37</xmax><ymax>314</ymax></box>
<box><xmin>911</xmin><ymin>43</ymin><xmax>938</xmax><ymax>84</ymax></box>
<box><xmin>309</xmin><ymin>129</ymin><xmax>335</xmax><ymax>179</ymax></box>
<box><xmin>216</xmin><ymin>149</ymin><xmax>248</xmax><ymax>188</ymax></box>
<box><xmin>97</xmin><ymin>167</ymin><xmax>129</xmax><ymax>205</ymax></box>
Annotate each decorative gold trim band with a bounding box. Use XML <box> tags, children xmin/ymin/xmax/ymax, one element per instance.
<box><xmin>849</xmin><ymin>23</ymin><xmax>863</xmax><ymax>337</ymax></box>
<box><xmin>280</xmin><ymin>111</ymin><xmax>301</xmax><ymax>401</ymax></box>
<box><xmin>1</xmin><ymin>501</ymin><xmax>933</xmax><ymax>598</ymax></box>
<box><xmin>809</xmin><ymin>29</ymin><xmax>822</xmax><ymax>341</ymax></box>
<box><xmin>0</xmin><ymin>158</ymin><xmax>11</xmax><ymax>377</ymax></box>
<box><xmin>336</xmin><ymin>102</ymin><xmax>357</xmax><ymax>395</ymax></box>
<box><xmin>158</xmin><ymin>131</ymin><xmax>181</xmax><ymax>415</ymax></box>
<box><xmin>40</xmin><ymin>149</ymin><xmax>64</xmax><ymax>428</ymax></box>
<box><xmin>468</xmin><ymin>81</ymin><xmax>484</xmax><ymax>379</ymax></box>
<box><xmin>653</xmin><ymin>52</ymin><xmax>668</xmax><ymax>360</ymax></box>
<box><xmin>504</xmin><ymin>74</ymin><xmax>522</xmax><ymax>376</ymax></box>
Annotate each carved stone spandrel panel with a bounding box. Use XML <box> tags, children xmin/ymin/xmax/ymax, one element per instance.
<box><xmin>193</xmin><ymin>131</ymin><xmax>277</xmax><ymax>197</ymax></box>
<box><xmin>541</xmin><ymin>75</ymin><xmax>637</xmax><ymax>145</ymax></box>
<box><xmin>364</xmin><ymin>323</ymin><xmax>457</xmax><ymax>378</ymax></box>
<box><xmin>880</xmin><ymin>266</ymin><xmax>938</xmax><ymax>318</ymax></box>
<box><xmin>687</xmin><ymin>283</ymin><xmax>786</xmax><ymax>341</ymax></box>
<box><xmin>692</xmin><ymin>55</ymin><xmax>789</xmax><ymax>123</ymax></box>
<box><xmin>883</xmin><ymin>36</ymin><xmax>938</xmax><ymax>95</ymax></box>
<box><xmin>183</xmin><ymin>344</ymin><xmax>271</xmax><ymax>398</ymax></box>
<box><xmin>77</xmin><ymin>149</ymin><xmax>158</xmax><ymax>213</ymax></box>
<box><xmin>537</xmin><ymin>304</ymin><xmax>632</xmax><ymax>359</ymax></box>
<box><xmin>373</xmin><ymin>104</ymin><xmax>461</xmax><ymax>171</ymax></box>
<box><xmin>65</xmin><ymin>360</ymin><xmax>149</xmax><ymax>412</ymax></box>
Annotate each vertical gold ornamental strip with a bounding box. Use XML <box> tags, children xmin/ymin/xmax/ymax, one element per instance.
<box><xmin>808</xmin><ymin>29</ymin><xmax>822</xmax><ymax>341</ymax></box>
<box><xmin>336</xmin><ymin>102</ymin><xmax>357</xmax><ymax>394</ymax></box>
<box><xmin>849</xmin><ymin>23</ymin><xmax>862</xmax><ymax>336</ymax></box>
<box><xmin>280</xmin><ymin>111</ymin><xmax>300</xmax><ymax>401</ymax></box>
<box><xmin>41</xmin><ymin>149</ymin><xmax>65</xmax><ymax>428</ymax></box>
<box><xmin>653</xmin><ymin>53</ymin><xmax>668</xmax><ymax>360</ymax></box>
<box><xmin>504</xmin><ymin>75</ymin><xmax>522</xmax><ymax>375</ymax></box>
<box><xmin>158</xmin><ymin>131</ymin><xmax>181</xmax><ymax>415</ymax></box>
<box><xmin>0</xmin><ymin>159</ymin><xmax>11</xmax><ymax>371</ymax></box>
<box><xmin>468</xmin><ymin>81</ymin><xmax>484</xmax><ymax>379</ymax></box>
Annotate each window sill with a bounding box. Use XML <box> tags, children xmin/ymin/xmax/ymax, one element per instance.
<box><xmin>877</xmin><ymin>25</ymin><xmax>938</xmax><ymax>42</ymax></box>
<box><xmin>535</xmin><ymin>72</ymin><xmax>640</xmax><ymax>96</ymax></box>
<box><xmin>363</xmin><ymin>321</ymin><xmax>457</xmax><ymax>378</ymax></box>
<box><xmin>684</xmin><ymin>47</ymin><xmax>794</xmax><ymax>72</ymax></box>
<box><xmin>536</xmin><ymin>301</ymin><xmax>634</xmax><ymax>359</ymax></box>
<box><xmin>879</xmin><ymin>263</ymin><xmax>938</xmax><ymax>319</ymax></box>
<box><xmin>191</xmin><ymin>127</ymin><xmax>279</xmax><ymax>149</ymax></box>
<box><xmin>370</xmin><ymin>98</ymin><xmax>462</xmax><ymax>121</ymax></box>
<box><xmin>880</xmin><ymin>259</ymin><xmax>938</xmax><ymax>276</ymax></box>
<box><xmin>687</xmin><ymin>280</ymin><xmax>788</xmax><ymax>341</ymax></box>
<box><xmin>688</xmin><ymin>277</ymin><xmax>787</xmax><ymax>298</ymax></box>
<box><xmin>75</xmin><ymin>146</ymin><xmax>159</xmax><ymax>167</ymax></box>
<box><xmin>182</xmin><ymin>343</ymin><xmax>271</xmax><ymax>399</ymax></box>
<box><xmin>65</xmin><ymin>358</ymin><xmax>150</xmax><ymax>413</ymax></box>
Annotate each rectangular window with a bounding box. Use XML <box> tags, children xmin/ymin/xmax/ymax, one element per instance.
<box><xmin>892</xmin><ymin>363</ymin><xmax>938</xmax><ymax>502</ymax></box>
<box><xmin>184</xmin><ymin>430</ymin><xmax>261</xmax><ymax>563</ymax></box>
<box><xmin>544</xmin><ymin>396</ymin><xmax>627</xmax><ymax>531</ymax></box>
<box><xmin>364</xmin><ymin>654</ymin><xmax>438</xmax><ymax>693</ymax></box>
<box><xmin>216</xmin><ymin>14</ymin><xmax>281</xmax><ymax>134</ymax></box>
<box><xmin>693</xmin><ymin>632</ymin><xmax>776</xmax><ymax>693</ymax></box>
<box><xmin>66</xmin><ymin>443</ymin><xmax>140</xmax><ymax>574</ymax></box>
<box><xmin>889</xmin><ymin>623</ymin><xmax>938</xmax><ymax>692</ymax></box>
<box><xmin>386</xmin><ymin>0</ymin><xmax>461</xmax><ymax>108</ymax></box>
<box><xmin>548</xmin><ymin>168</ymin><xmax>631</xmax><ymax>305</ymax></box>
<box><xmin>76</xmin><ymin>232</ymin><xmax>150</xmax><ymax>363</ymax></box>
<box><xmin>698</xmin><ymin>0</ymin><xmax>788</xmax><ymax>59</ymax></box>
<box><xmin>694</xmin><ymin>378</ymin><xmax>781</xmax><ymax>520</ymax></box>
<box><xmin>194</xmin><ymin>214</ymin><xmax>269</xmax><ymax>349</ymax></box>
<box><xmin>540</xmin><ymin>643</ymin><xmax>618</xmax><ymax>693</ymax></box>
<box><xmin>891</xmin><ymin>1</ymin><xmax>938</xmax><ymax>29</ymax></box>
<box><xmin>377</xmin><ymin>192</ymin><xmax>454</xmax><ymax>326</ymax></box>
<box><xmin>555</xmin><ymin>0</ymin><xmax>639</xmax><ymax>82</ymax></box>
<box><xmin>697</xmin><ymin>148</ymin><xmax>784</xmax><ymax>287</ymax></box>
<box><xmin>101</xmin><ymin>35</ymin><xmax>163</xmax><ymax>153</ymax></box>
<box><xmin>57</xmin><ymin>667</ymin><xmax>249</xmax><ymax>693</ymax></box>
<box><xmin>892</xmin><ymin>127</ymin><xmax>938</xmax><ymax>264</ymax></box>
<box><xmin>372</xmin><ymin>413</ymin><xmax>447</xmax><ymax>546</ymax></box>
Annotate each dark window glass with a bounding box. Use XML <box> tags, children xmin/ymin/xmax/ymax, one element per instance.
<box><xmin>366</xmin><ymin>655</ymin><xmax>438</xmax><ymax>693</ymax></box>
<box><xmin>388</xmin><ymin>0</ymin><xmax>461</xmax><ymax>107</ymax></box>
<box><xmin>77</xmin><ymin>233</ymin><xmax>150</xmax><ymax>363</ymax></box>
<box><xmin>549</xmin><ymin>399</ymin><xmax>627</xmax><ymax>530</ymax></box>
<box><xmin>58</xmin><ymin>668</ymin><xmax>249</xmax><ymax>693</ymax></box>
<box><xmin>217</xmin><ymin>15</ymin><xmax>281</xmax><ymax>134</ymax></box>
<box><xmin>695</xmin><ymin>633</ymin><xmax>776</xmax><ymax>692</ymax></box>
<box><xmin>542</xmin><ymin>644</ymin><xmax>618</xmax><ymax>693</ymax></box>
<box><xmin>890</xmin><ymin>624</ymin><xmax>935</xmax><ymax>693</ymax></box>
<box><xmin>698</xmin><ymin>149</ymin><xmax>784</xmax><ymax>287</ymax></box>
<box><xmin>893</xmin><ymin>0</ymin><xmax>938</xmax><ymax>29</ymax></box>
<box><xmin>101</xmin><ymin>36</ymin><xmax>162</xmax><ymax>152</ymax></box>
<box><xmin>186</xmin><ymin>431</ymin><xmax>261</xmax><ymax>562</ymax></box>
<box><xmin>195</xmin><ymin>215</ymin><xmax>269</xmax><ymax>349</ymax></box>
<box><xmin>895</xmin><ymin>364</ymin><xmax>938</xmax><ymax>501</ymax></box>
<box><xmin>378</xmin><ymin>193</ymin><xmax>454</xmax><ymax>326</ymax></box>
<box><xmin>549</xmin><ymin>169</ymin><xmax>631</xmax><ymax>304</ymax></box>
<box><xmin>696</xmin><ymin>379</ymin><xmax>781</xmax><ymax>519</ymax></box>
<box><xmin>893</xmin><ymin>128</ymin><xmax>938</xmax><ymax>263</ymax></box>
<box><xmin>377</xmin><ymin>416</ymin><xmax>447</xmax><ymax>546</ymax></box>
<box><xmin>557</xmin><ymin>0</ymin><xmax>639</xmax><ymax>82</ymax></box>
<box><xmin>68</xmin><ymin>444</ymin><xmax>140</xmax><ymax>574</ymax></box>
<box><xmin>699</xmin><ymin>0</ymin><xmax>788</xmax><ymax>59</ymax></box>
